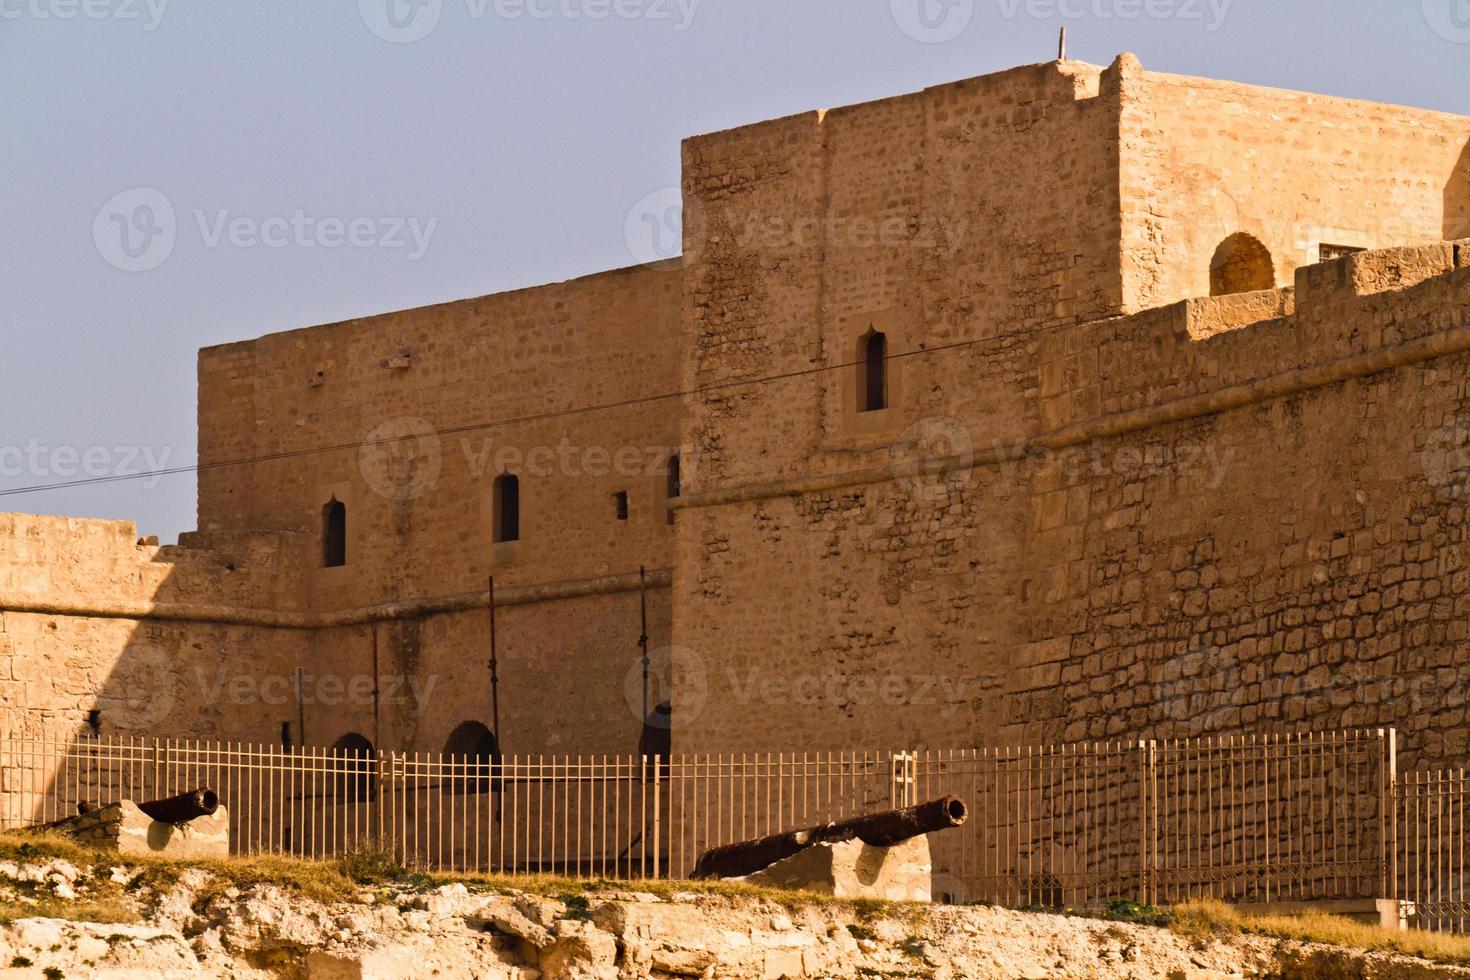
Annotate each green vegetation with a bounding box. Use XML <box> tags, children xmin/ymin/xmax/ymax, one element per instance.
<box><xmin>559</xmin><ymin>893</ymin><xmax>592</xmax><ymax>921</ymax></box>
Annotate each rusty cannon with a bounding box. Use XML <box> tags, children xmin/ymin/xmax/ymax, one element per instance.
<box><xmin>136</xmin><ymin>788</ymin><xmax>220</xmax><ymax>824</ymax></box>
<box><xmin>691</xmin><ymin>795</ymin><xmax>968</xmax><ymax>880</ymax></box>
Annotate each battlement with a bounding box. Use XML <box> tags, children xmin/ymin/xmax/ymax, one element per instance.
<box><xmin>1041</xmin><ymin>241</ymin><xmax>1470</xmax><ymax>432</ymax></box>
<box><xmin>0</xmin><ymin>512</ymin><xmax>309</xmax><ymax>619</ymax></box>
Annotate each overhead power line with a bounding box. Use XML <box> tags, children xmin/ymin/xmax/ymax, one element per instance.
<box><xmin>0</xmin><ymin>338</ymin><xmax>980</xmax><ymax>499</ymax></box>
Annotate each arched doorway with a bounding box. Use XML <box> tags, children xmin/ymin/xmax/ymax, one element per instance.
<box><xmin>443</xmin><ymin>721</ymin><xmax>502</xmax><ymax>794</ymax></box>
<box><xmin>1210</xmin><ymin>233</ymin><xmax>1274</xmax><ymax>295</ymax></box>
<box><xmin>331</xmin><ymin>732</ymin><xmax>375</xmax><ymax>802</ymax></box>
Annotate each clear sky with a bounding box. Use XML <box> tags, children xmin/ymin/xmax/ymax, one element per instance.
<box><xmin>2</xmin><ymin>0</ymin><xmax>1468</xmax><ymax>542</ymax></box>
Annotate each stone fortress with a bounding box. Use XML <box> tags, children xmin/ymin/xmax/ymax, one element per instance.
<box><xmin>3</xmin><ymin>53</ymin><xmax>1470</xmax><ymax>771</ymax></box>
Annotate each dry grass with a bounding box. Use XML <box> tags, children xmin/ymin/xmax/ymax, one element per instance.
<box><xmin>1170</xmin><ymin>899</ymin><xmax>1470</xmax><ymax>967</ymax></box>
<box><xmin>0</xmin><ymin>832</ymin><xmax>919</xmax><ymax>921</ymax></box>
<box><xmin>4</xmin><ymin>832</ymin><xmax>1470</xmax><ymax>968</ymax></box>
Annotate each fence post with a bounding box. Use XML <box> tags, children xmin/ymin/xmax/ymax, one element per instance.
<box><xmin>1383</xmin><ymin>728</ymin><xmax>1398</xmax><ymax>901</ymax></box>
<box><xmin>890</xmin><ymin>751</ymin><xmax>916</xmax><ymax>809</ymax></box>
<box><xmin>1139</xmin><ymin>739</ymin><xmax>1155</xmax><ymax>907</ymax></box>
<box><xmin>376</xmin><ymin>748</ymin><xmax>386</xmax><ymax>843</ymax></box>
<box><xmin>652</xmin><ymin>755</ymin><xmax>662</xmax><ymax>880</ymax></box>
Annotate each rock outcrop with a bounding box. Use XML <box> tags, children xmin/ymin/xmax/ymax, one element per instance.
<box><xmin>0</xmin><ymin>855</ymin><xmax>1468</xmax><ymax>978</ymax></box>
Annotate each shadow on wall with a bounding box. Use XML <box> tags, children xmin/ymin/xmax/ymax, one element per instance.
<box><xmin>1448</xmin><ymin>137</ymin><xmax>1470</xmax><ymax>242</ymax></box>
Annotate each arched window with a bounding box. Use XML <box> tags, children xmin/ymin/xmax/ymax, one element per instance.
<box><xmin>331</xmin><ymin>732</ymin><xmax>374</xmax><ymax>802</ymax></box>
<box><xmin>1209</xmin><ymin>233</ymin><xmax>1274</xmax><ymax>296</ymax></box>
<box><xmin>666</xmin><ymin>454</ymin><xmax>681</xmax><ymax>526</ymax></box>
<box><xmin>322</xmin><ymin>499</ymin><xmax>347</xmax><ymax>568</ymax></box>
<box><xmin>493</xmin><ymin>474</ymin><xmax>520</xmax><ymax>543</ymax></box>
<box><xmin>859</xmin><ymin>330</ymin><xmax>887</xmax><ymax>413</ymax></box>
<box><xmin>443</xmin><ymin>721</ymin><xmax>502</xmax><ymax>795</ymax></box>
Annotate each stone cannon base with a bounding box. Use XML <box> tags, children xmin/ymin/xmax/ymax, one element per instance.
<box><xmin>48</xmin><ymin>801</ymin><xmax>230</xmax><ymax>859</ymax></box>
<box><xmin>731</xmin><ymin>834</ymin><xmax>933</xmax><ymax>902</ymax></box>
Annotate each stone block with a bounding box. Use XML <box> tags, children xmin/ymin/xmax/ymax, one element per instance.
<box><xmin>44</xmin><ymin>801</ymin><xmax>230</xmax><ymax>859</ymax></box>
<box><xmin>734</xmin><ymin>834</ymin><xmax>934</xmax><ymax>902</ymax></box>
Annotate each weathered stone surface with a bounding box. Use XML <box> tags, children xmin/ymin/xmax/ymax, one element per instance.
<box><xmin>42</xmin><ymin>801</ymin><xmax>230</xmax><ymax>859</ymax></box>
<box><xmin>736</xmin><ymin>835</ymin><xmax>933</xmax><ymax>902</ymax></box>
<box><xmin>0</xmin><ymin>854</ymin><xmax>1467</xmax><ymax>978</ymax></box>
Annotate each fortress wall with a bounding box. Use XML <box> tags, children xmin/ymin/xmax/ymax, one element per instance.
<box><xmin>1015</xmin><ymin>248</ymin><xmax>1470</xmax><ymax>768</ymax></box>
<box><xmin>197</xmin><ymin>260</ymin><xmax>684</xmax><ymax>609</ymax></box>
<box><xmin>676</xmin><ymin>240</ymin><xmax>1470</xmax><ymax>758</ymax></box>
<box><xmin>679</xmin><ymin>59</ymin><xmax>1121</xmax><ymax>495</ymax></box>
<box><xmin>193</xmin><ymin>260</ymin><xmax>684</xmax><ymax>753</ymax></box>
<box><xmin>1039</xmin><ymin>244</ymin><xmax>1468</xmax><ymax>430</ymax></box>
<box><xmin>674</xmin><ymin>60</ymin><xmax>1126</xmax><ymax>752</ymax></box>
<box><xmin>0</xmin><ymin>513</ymin><xmax>309</xmax><ymax>741</ymax></box>
<box><xmin>1119</xmin><ymin>62</ymin><xmax>1470</xmax><ymax>310</ymax></box>
<box><xmin>300</xmin><ymin>585</ymin><xmax>672</xmax><ymax>758</ymax></box>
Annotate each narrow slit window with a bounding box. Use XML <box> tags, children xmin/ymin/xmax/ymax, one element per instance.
<box><xmin>860</xmin><ymin>330</ymin><xmax>888</xmax><ymax>413</ymax></box>
<box><xmin>493</xmin><ymin>474</ymin><xmax>520</xmax><ymax>543</ymax></box>
<box><xmin>322</xmin><ymin>499</ymin><xmax>347</xmax><ymax>568</ymax></box>
<box><xmin>614</xmin><ymin>491</ymin><xmax>629</xmax><ymax>521</ymax></box>
<box><xmin>666</xmin><ymin>454</ymin><xmax>681</xmax><ymax>525</ymax></box>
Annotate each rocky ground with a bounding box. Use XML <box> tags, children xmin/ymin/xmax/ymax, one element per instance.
<box><xmin>0</xmin><ymin>853</ymin><xmax>1466</xmax><ymax>978</ymax></box>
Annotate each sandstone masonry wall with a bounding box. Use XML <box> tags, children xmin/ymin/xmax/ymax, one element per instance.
<box><xmin>674</xmin><ymin>53</ymin><xmax>1470</xmax><ymax>759</ymax></box>
<box><xmin>1118</xmin><ymin>61</ymin><xmax>1470</xmax><ymax>309</ymax></box>
<box><xmin>194</xmin><ymin>260</ymin><xmax>685</xmax><ymax>755</ymax></box>
<box><xmin>0</xmin><ymin>513</ymin><xmax>309</xmax><ymax>741</ymax></box>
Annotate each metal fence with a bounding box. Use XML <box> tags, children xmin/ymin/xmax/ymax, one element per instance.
<box><xmin>1399</xmin><ymin>768</ymin><xmax>1470</xmax><ymax>933</ymax></box>
<box><xmin>8</xmin><ymin>723</ymin><xmax>1470</xmax><ymax>929</ymax></box>
<box><xmin>901</xmin><ymin>731</ymin><xmax>1393</xmax><ymax>907</ymax></box>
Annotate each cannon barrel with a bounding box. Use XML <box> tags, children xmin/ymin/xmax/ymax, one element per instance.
<box><xmin>136</xmin><ymin>788</ymin><xmax>219</xmax><ymax>824</ymax></box>
<box><xmin>691</xmin><ymin>795</ymin><xmax>967</xmax><ymax>880</ymax></box>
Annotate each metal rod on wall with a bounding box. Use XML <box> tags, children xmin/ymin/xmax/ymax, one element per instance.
<box><xmin>489</xmin><ymin>575</ymin><xmax>504</xmax><ymax>826</ymax></box>
<box><xmin>489</xmin><ymin>576</ymin><xmax>501</xmax><ymax>745</ymax></box>
<box><xmin>371</xmin><ymin>623</ymin><xmax>382</xmax><ymax>752</ymax></box>
<box><xmin>639</xmin><ymin>565</ymin><xmax>650</xmax><ymax>731</ymax></box>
